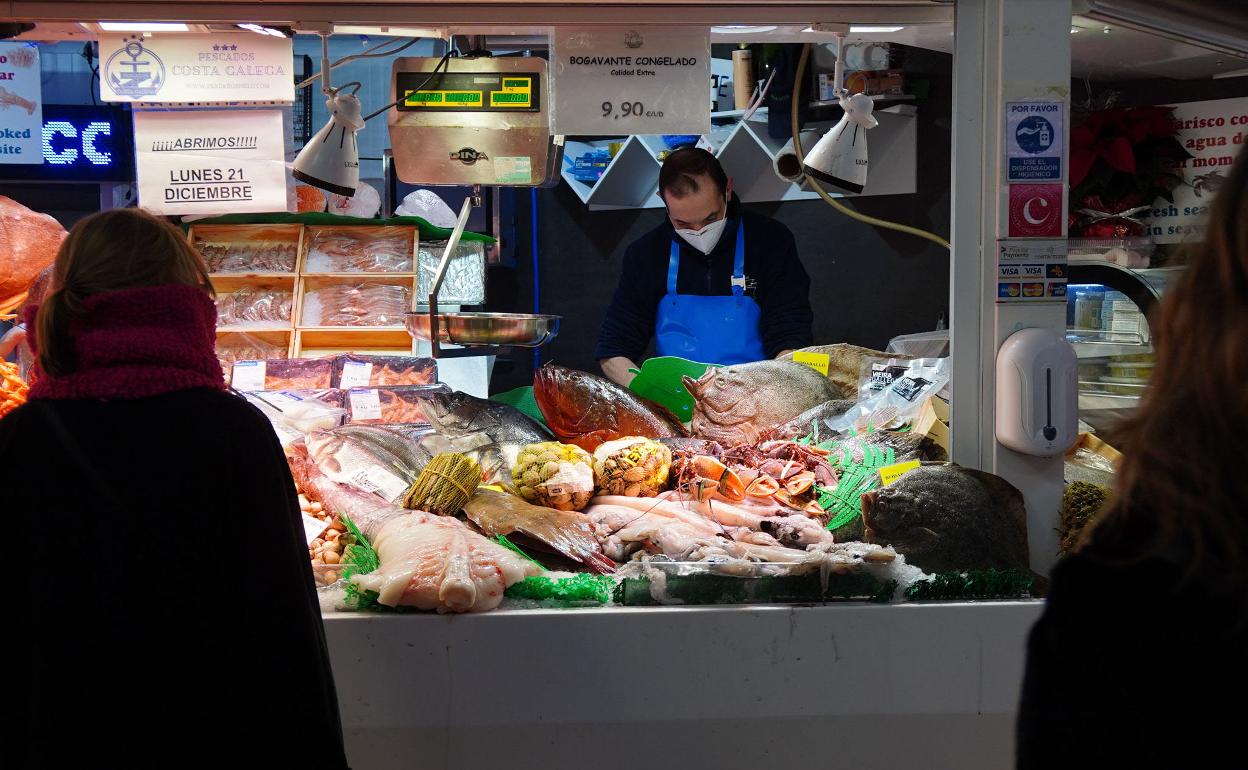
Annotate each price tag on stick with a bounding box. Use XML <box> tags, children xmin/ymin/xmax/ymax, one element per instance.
<box><xmin>552</xmin><ymin>26</ymin><xmax>710</xmax><ymax>136</ymax></box>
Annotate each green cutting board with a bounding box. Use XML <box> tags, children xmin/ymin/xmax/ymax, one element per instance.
<box><xmin>628</xmin><ymin>356</ymin><xmax>718</xmax><ymax>423</ymax></box>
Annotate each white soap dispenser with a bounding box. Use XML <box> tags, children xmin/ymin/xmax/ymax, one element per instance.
<box><xmin>995</xmin><ymin>328</ymin><xmax>1079</xmax><ymax>457</ymax></box>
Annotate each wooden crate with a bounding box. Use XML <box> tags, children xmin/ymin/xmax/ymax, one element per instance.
<box><xmin>189</xmin><ymin>223</ymin><xmax>305</xmax><ymax>276</ymax></box>
<box><xmin>294</xmin><ymin>328</ymin><xmax>416</xmax><ymax>357</ymax></box>
<box><xmin>301</xmin><ymin>224</ymin><xmax>418</xmax><ymax>276</ymax></box>
<box><xmin>296</xmin><ymin>274</ymin><xmax>417</xmax><ymax>329</ymax></box>
<box><xmin>211</xmin><ymin>274</ymin><xmax>298</xmax><ymax>333</ymax></box>
<box><xmin>215</xmin><ymin>329</ymin><xmax>296</xmax><ymax>370</ymax></box>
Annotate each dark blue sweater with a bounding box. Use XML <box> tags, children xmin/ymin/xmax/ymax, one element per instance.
<box><xmin>593</xmin><ymin>197</ymin><xmax>814</xmax><ymax>362</ymax></box>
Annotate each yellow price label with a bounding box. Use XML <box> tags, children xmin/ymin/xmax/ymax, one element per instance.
<box><xmin>792</xmin><ymin>351</ymin><xmax>830</xmax><ymax>377</ymax></box>
<box><xmin>878</xmin><ymin>460</ymin><xmax>921</xmax><ymax>486</ymax></box>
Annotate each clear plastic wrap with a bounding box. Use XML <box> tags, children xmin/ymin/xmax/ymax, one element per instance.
<box><xmin>243</xmin><ymin>389</ymin><xmax>347</xmax><ymax>446</ymax></box>
<box><xmin>827</xmin><ymin>358</ymin><xmax>952</xmax><ymax>434</ymax></box>
<box><xmin>305</xmin><ymin>226</ymin><xmax>415</xmax><ymax>273</ymax></box>
<box><xmin>216</xmin><ymin>333</ymin><xmax>288</xmax><ymax>380</ymax></box>
<box><xmin>345</xmin><ymin>384</ymin><xmax>449</xmax><ymax>425</ymax></box>
<box><xmin>215</xmin><ymin>285</ymin><xmax>293</xmax><ymax>327</ymax></box>
<box><xmin>194</xmin><ymin>227</ymin><xmax>299</xmax><ymax>273</ymax></box>
<box><xmin>330</xmin><ymin>354</ymin><xmax>438</xmax><ymax>388</ymax></box>
<box><xmin>302</xmin><ymin>283</ymin><xmax>411</xmax><ymax>327</ymax></box>
<box><xmin>416</xmin><ymin>239</ymin><xmax>486</xmax><ymax>305</ymax></box>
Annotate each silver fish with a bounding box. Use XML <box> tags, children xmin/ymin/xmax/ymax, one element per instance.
<box><xmin>416</xmin><ymin>390</ymin><xmax>552</xmax><ymax>483</ymax></box>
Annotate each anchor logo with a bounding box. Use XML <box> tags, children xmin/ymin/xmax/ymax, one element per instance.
<box><xmin>104</xmin><ymin>37</ymin><xmax>166</xmax><ymax>98</ymax></box>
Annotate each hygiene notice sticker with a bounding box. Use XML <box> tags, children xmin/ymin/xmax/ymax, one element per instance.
<box><xmin>551</xmin><ymin>26</ymin><xmax>710</xmax><ymax>136</ymax></box>
<box><xmin>996</xmin><ymin>239</ymin><xmax>1067</xmax><ymax>302</ymax></box>
<box><xmin>133</xmin><ymin>109</ymin><xmax>289</xmax><ymax>215</ymax></box>
<box><xmin>494</xmin><ymin>156</ymin><xmax>533</xmax><ymax>185</ymax></box>
<box><xmin>1005</xmin><ymin>101</ymin><xmax>1064</xmax><ymax>182</ymax></box>
<box><xmin>792</xmin><ymin>351</ymin><xmax>831</xmax><ymax>376</ymax></box>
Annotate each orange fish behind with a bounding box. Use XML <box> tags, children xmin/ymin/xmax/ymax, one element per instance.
<box><xmin>533</xmin><ymin>363</ymin><xmax>687</xmax><ymax>451</ymax></box>
<box><xmin>0</xmin><ymin>196</ymin><xmax>66</xmax><ymax>316</ymax></box>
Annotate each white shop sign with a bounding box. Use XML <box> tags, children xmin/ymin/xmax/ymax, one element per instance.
<box><xmin>1145</xmin><ymin>96</ymin><xmax>1248</xmax><ymax>244</ymax></box>
<box><xmin>99</xmin><ymin>33</ymin><xmax>294</xmax><ymax>104</ymax></box>
<box><xmin>552</xmin><ymin>27</ymin><xmax>710</xmax><ymax>136</ymax></box>
<box><xmin>133</xmin><ymin>109</ymin><xmax>288</xmax><ymax>215</ymax></box>
<box><xmin>0</xmin><ymin>42</ymin><xmax>43</xmax><ymax>164</ymax></box>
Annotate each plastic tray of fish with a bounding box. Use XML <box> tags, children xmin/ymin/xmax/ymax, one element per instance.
<box><xmin>614</xmin><ymin>559</ymin><xmax>896</xmax><ymax>606</ymax></box>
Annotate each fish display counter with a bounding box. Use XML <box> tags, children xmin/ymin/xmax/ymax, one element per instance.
<box><xmin>225</xmin><ymin>339</ymin><xmax>1045</xmax><ymax>768</ymax></box>
<box><xmin>239</xmin><ymin>342</ymin><xmax>1039</xmax><ymax>617</ymax></box>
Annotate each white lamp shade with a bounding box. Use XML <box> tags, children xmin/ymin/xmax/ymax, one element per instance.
<box><xmin>802</xmin><ymin>92</ymin><xmax>877</xmax><ymax>194</ymax></box>
<box><xmin>293</xmin><ymin>93</ymin><xmax>364</xmax><ymax>197</ymax></box>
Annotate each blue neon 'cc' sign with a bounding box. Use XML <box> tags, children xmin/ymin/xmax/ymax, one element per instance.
<box><xmin>0</xmin><ymin>104</ymin><xmax>134</xmax><ymax>182</ymax></box>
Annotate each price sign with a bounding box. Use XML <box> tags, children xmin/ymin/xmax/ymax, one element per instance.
<box><xmin>230</xmin><ymin>360</ymin><xmax>267</xmax><ymax>391</ymax></box>
<box><xmin>552</xmin><ymin>27</ymin><xmax>710</xmax><ymax>136</ymax></box>
<box><xmin>349</xmin><ymin>388</ymin><xmax>383</xmax><ymax>422</ymax></box>
<box><xmin>133</xmin><ymin>109</ymin><xmax>288</xmax><ymax>215</ymax></box>
<box><xmin>339</xmin><ymin>361</ymin><xmax>373</xmax><ymax>388</ymax></box>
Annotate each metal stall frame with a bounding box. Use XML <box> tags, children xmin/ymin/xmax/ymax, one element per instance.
<box><xmin>7</xmin><ymin>3</ymin><xmax>1077</xmax><ymax>768</ymax></box>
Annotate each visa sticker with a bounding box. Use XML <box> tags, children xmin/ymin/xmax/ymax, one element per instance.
<box><xmin>879</xmin><ymin>460</ymin><xmax>921</xmax><ymax>486</ymax></box>
<box><xmin>792</xmin><ymin>351</ymin><xmax>830</xmax><ymax>377</ymax></box>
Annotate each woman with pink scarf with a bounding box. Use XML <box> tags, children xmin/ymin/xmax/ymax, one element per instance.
<box><xmin>0</xmin><ymin>209</ymin><xmax>348</xmax><ymax>769</ymax></box>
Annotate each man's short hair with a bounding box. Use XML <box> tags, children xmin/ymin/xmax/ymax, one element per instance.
<box><xmin>658</xmin><ymin>147</ymin><xmax>729</xmax><ymax>199</ymax></box>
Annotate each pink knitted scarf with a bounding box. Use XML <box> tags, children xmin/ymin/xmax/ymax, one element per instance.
<box><xmin>24</xmin><ymin>284</ymin><xmax>225</xmax><ymax>401</ymax></box>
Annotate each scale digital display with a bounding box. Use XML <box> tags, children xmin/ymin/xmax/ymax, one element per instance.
<box><xmin>396</xmin><ymin>71</ymin><xmax>541</xmax><ymax>112</ymax></box>
<box><xmin>0</xmin><ymin>104</ymin><xmax>134</xmax><ymax>183</ymax></box>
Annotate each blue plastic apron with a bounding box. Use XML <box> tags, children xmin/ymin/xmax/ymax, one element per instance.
<box><xmin>655</xmin><ymin>221</ymin><xmax>767</xmax><ymax>365</ymax></box>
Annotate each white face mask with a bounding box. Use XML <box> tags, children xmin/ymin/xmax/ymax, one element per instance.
<box><xmin>675</xmin><ymin>216</ymin><xmax>728</xmax><ymax>255</ymax></box>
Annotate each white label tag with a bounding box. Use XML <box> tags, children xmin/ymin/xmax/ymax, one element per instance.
<box><xmin>231</xmin><ymin>360</ymin><xmax>267</xmax><ymax>391</ymax></box>
<box><xmin>339</xmin><ymin>360</ymin><xmax>374</xmax><ymax>388</ymax></box>
<box><xmin>348</xmin><ymin>466</ymin><xmax>410</xmax><ymax>503</ymax></box>
<box><xmin>302</xmin><ymin>513</ymin><xmax>330</xmax><ymax>545</ymax></box>
<box><xmin>349</xmin><ymin>388</ymin><xmax>383</xmax><ymax>421</ymax></box>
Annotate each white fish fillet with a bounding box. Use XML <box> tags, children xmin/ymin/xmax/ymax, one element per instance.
<box><xmin>351</xmin><ymin>513</ymin><xmax>541</xmax><ymax>613</ymax></box>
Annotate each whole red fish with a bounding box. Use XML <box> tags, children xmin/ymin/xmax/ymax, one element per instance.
<box><xmin>533</xmin><ymin>364</ymin><xmax>688</xmax><ymax>451</ymax></box>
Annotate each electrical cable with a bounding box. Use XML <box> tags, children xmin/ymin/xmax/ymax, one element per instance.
<box><xmin>791</xmin><ymin>42</ymin><xmax>950</xmax><ymax>250</ymax></box>
<box><xmin>360</xmin><ymin>51</ymin><xmax>452</xmax><ymax>122</ymax></box>
<box><xmin>295</xmin><ymin>36</ymin><xmax>423</xmax><ymax>90</ymax></box>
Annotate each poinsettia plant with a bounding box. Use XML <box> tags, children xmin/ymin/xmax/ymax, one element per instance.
<box><xmin>1068</xmin><ymin>105</ymin><xmax>1191</xmax><ymax>237</ymax></box>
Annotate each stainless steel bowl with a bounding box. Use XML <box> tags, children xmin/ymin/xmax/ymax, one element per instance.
<box><xmin>405</xmin><ymin>311</ymin><xmax>561</xmax><ymax>347</ymax></box>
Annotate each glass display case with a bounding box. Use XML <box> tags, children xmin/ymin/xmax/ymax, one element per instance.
<box><xmin>1066</xmin><ymin>260</ymin><xmax>1184</xmax><ymax>433</ymax></box>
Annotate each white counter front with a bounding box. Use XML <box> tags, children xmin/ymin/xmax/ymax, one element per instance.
<box><xmin>325</xmin><ymin>601</ymin><xmax>1044</xmax><ymax>770</ymax></box>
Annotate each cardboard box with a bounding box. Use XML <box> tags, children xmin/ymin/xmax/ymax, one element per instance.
<box><xmin>914</xmin><ymin>395</ymin><xmax>951</xmax><ymax>454</ymax></box>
